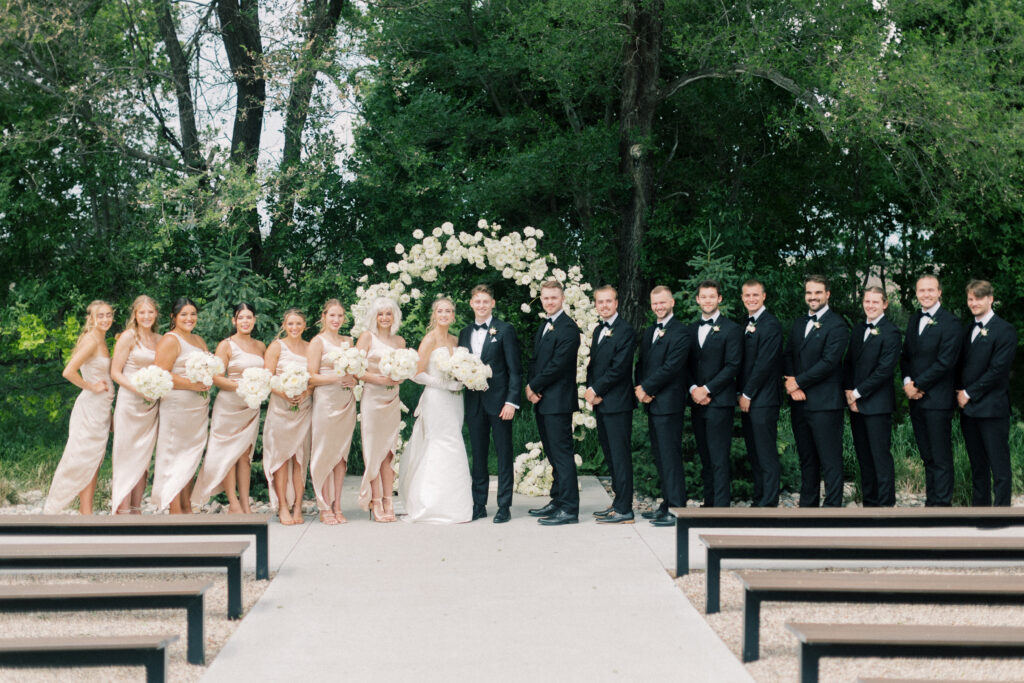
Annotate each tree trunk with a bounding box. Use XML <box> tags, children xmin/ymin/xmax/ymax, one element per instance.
<box><xmin>617</xmin><ymin>0</ymin><xmax>663</xmax><ymax>328</ymax></box>
<box><xmin>152</xmin><ymin>0</ymin><xmax>204</xmax><ymax>173</ymax></box>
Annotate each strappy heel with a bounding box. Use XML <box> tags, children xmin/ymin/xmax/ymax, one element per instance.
<box><xmin>370</xmin><ymin>498</ymin><xmax>385</xmax><ymax>522</ymax></box>
<box><xmin>382</xmin><ymin>496</ymin><xmax>397</xmax><ymax>522</ymax></box>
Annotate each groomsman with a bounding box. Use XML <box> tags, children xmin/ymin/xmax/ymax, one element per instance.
<box><xmin>526</xmin><ymin>280</ymin><xmax>582</xmax><ymax>525</ymax></box>
<box><xmin>737</xmin><ymin>279</ymin><xmax>784</xmax><ymax>507</ymax></box>
<box><xmin>843</xmin><ymin>286</ymin><xmax>901</xmax><ymax>507</ymax></box>
<box><xmin>635</xmin><ymin>286</ymin><xmax>692</xmax><ymax>527</ymax></box>
<box><xmin>458</xmin><ymin>284</ymin><xmax>522</xmax><ymax>523</ymax></box>
<box><xmin>901</xmin><ymin>275</ymin><xmax>961</xmax><ymax>506</ymax></box>
<box><xmin>784</xmin><ymin>275</ymin><xmax>850</xmax><ymax>507</ymax></box>
<box><xmin>585</xmin><ymin>286</ymin><xmax>638</xmax><ymax>524</ymax></box>
<box><xmin>688</xmin><ymin>280</ymin><xmax>742</xmax><ymax>508</ymax></box>
<box><xmin>956</xmin><ymin>280</ymin><xmax>1018</xmax><ymax>506</ymax></box>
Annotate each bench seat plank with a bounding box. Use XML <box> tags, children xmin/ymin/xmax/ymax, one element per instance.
<box><xmin>0</xmin><ymin>634</ymin><xmax>178</xmax><ymax>683</ymax></box>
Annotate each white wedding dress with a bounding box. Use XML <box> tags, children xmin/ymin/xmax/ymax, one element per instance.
<box><xmin>398</xmin><ymin>347</ymin><xmax>474</xmax><ymax>524</ymax></box>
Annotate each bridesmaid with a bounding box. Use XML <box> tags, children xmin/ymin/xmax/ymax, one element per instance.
<box><xmin>109</xmin><ymin>295</ymin><xmax>162</xmax><ymax>514</ymax></box>
<box><xmin>43</xmin><ymin>300</ymin><xmax>115</xmax><ymax>514</ymax></box>
<box><xmin>191</xmin><ymin>303</ymin><xmax>266</xmax><ymax>513</ymax></box>
<box><xmin>152</xmin><ymin>298</ymin><xmax>210</xmax><ymax>514</ymax></box>
<box><xmin>356</xmin><ymin>297</ymin><xmax>406</xmax><ymax>523</ymax></box>
<box><xmin>307</xmin><ymin>299</ymin><xmax>358</xmax><ymax>525</ymax></box>
<box><xmin>263</xmin><ymin>308</ymin><xmax>313</xmax><ymax>525</ymax></box>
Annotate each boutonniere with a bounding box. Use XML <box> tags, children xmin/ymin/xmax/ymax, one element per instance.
<box><xmin>605</xmin><ymin>329</ymin><xmax>614</xmax><ymax>338</ymax></box>
<box><xmin>711</xmin><ymin>325</ymin><xmax>720</xmax><ymax>333</ymax></box>
<box><xmin>927</xmin><ymin>318</ymin><xmax>938</xmax><ymax>327</ymax></box>
<box><xmin>870</xmin><ymin>328</ymin><xmax>879</xmax><ymax>336</ymax></box>
<box><xmin>655</xmin><ymin>328</ymin><xmax>665</xmax><ymax>340</ymax></box>
<box><xmin>488</xmin><ymin>328</ymin><xmax>497</xmax><ymax>337</ymax></box>
<box><xmin>813</xmin><ymin>322</ymin><xmax>822</xmax><ymax>330</ymax></box>
<box><xmin>745</xmin><ymin>323</ymin><xmax>757</xmax><ymax>334</ymax></box>
<box><xmin>980</xmin><ymin>328</ymin><xmax>989</xmax><ymax>337</ymax></box>
<box><xmin>544</xmin><ymin>322</ymin><xmax>554</xmax><ymax>333</ymax></box>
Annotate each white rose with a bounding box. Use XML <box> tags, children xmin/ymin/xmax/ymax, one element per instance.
<box><xmin>363</xmin><ymin>257</ymin><xmax>374</xmax><ymax>266</ymax></box>
<box><xmin>477</xmin><ymin>219</ymin><xmax>488</xmax><ymax>229</ymax></box>
<box><xmin>412</xmin><ymin>229</ymin><xmax>424</xmax><ymax>239</ymax></box>
<box><xmin>520</xmin><ymin>303</ymin><xmax>531</xmax><ymax>313</ymax></box>
<box><xmin>395</xmin><ymin>244</ymin><xmax>405</xmax><ymax>254</ymax></box>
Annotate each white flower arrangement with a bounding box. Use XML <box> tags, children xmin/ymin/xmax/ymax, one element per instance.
<box><xmin>270</xmin><ymin>362</ymin><xmax>311</xmax><ymax>411</ymax></box>
<box><xmin>513</xmin><ymin>442</ymin><xmax>585</xmax><ymax>496</ymax></box>
<box><xmin>378</xmin><ymin>347</ymin><xmax>419</xmax><ymax>384</ymax></box>
<box><xmin>327</xmin><ymin>345</ymin><xmax>369</xmax><ymax>378</ymax></box>
<box><xmin>184</xmin><ymin>352</ymin><xmax>225</xmax><ymax>398</ymax></box>
<box><xmin>236</xmin><ymin>367</ymin><xmax>272</xmax><ymax>409</ymax></box>
<box><xmin>437</xmin><ymin>347</ymin><xmax>493</xmax><ymax>391</ymax></box>
<box><xmin>130</xmin><ymin>365</ymin><xmax>173</xmax><ymax>404</ymax></box>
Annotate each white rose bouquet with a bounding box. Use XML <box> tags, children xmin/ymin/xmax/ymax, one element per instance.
<box><xmin>377</xmin><ymin>347</ymin><xmax>419</xmax><ymax>385</ymax></box>
<box><xmin>328</xmin><ymin>345</ymin><xmax>369</xmax><ymax>378</ymax></box>
<box><xmin>184</xmin><ymin>352</ymin><xmax>225</xmax><ymax>398</ymax></box>
<box><xmin>513</xmin><ymin>442</ymin><xmax>554</xmax><ymax>497</ymax></box>
<box><xmin>438</xmin><ymin>347</ymin><xmax>492</xmax><ymax>391</ymax></box>
<box><xmin>236</xmin><ymin>367</ymin><xmax>272</xmax><ymax>409</ymax></box>
<box><xmin>130</xmin><ymin>366</ymin><xmax>173</xmax><ymax>404</ymax></box>
<box><xmin>271</xmin><ymin>362</ymin><xmax>311</xmax><ymax>411</ymax></box>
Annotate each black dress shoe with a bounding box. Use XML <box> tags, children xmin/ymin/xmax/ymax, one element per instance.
<box><xmin>596</xmin><ymin>511</ymin><xmax>634</xmax><ymax>524</ymax></box>
<box><xmin>650</xmin><ymin>514</ymin><xmax>675</xmax><ymax>527</ymax></box>
<box><xmin>472</xmin><ymin>505</ymin><xmax>487</xmax><ymax>521</ymax></box>
<box><xmin>538</xmin><ymin>509</ymin><xmax>578</xmax><ymax>526</ymax></box>
<box><xmin>592</xmin><ymin>506</ymin><xmax>614</xmax><ymax>518</ymax></box>
<box><xmin>640</xmin><ymin>509</ymin><xmax>659</xmax><ymax>520</ymax></box>
<box><xmin>493</xmin><ymin>507</ymin><xmax>510</xmax><ymax>524</ymax></box>
<box><xmin>528</xmin><ymin>501</ymin><xmax>559</xmax><ymax>517</ymax></box>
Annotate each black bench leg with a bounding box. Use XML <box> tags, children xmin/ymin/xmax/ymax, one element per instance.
<box><xmin>741</xmin><ymin>592</ymin><xmax>761</xmax><ymax>662</ymax></box>
<box><xmin>227</xmin><ymin>557</ymin><xmax>242</xmax><ymax>619</ymax></box>
<box><xmin>705</xmin><ymin>550</ymin><xmax>721</xmax><ymax>614</ymax></box>
<box><xmin>676</xmin><ymin>521</ymin><xmax>689</xmax><ymax>576</ymax></box>
<box><xmin>799</xmin><ymin>644</ymin><xmax>819</xmax><ymax>683</ymax></box>
<box><xmin>187</xmin><ymin>597</ymin><xmax>205</xmax><ymax>665</ymax></box>
<box><xmin>146</xmin><ymin>647</ymin><xmax>168</xmax><ymax>683</ymax></box>
<box><xmin>256</xmin><ymin>526</ymin><xmax>269</xmax><ymax>580</ymax></box>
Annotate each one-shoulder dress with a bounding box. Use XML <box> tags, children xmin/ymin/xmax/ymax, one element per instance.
<box><xmin>357</xmin><ymin>333</ymin><xmax>402</xmax><ymax>510</ymax></box>
<box><xmin>309</xmin><ymin>335</ymin><xmax>357</xmax><ymax>511</ymax></box>
<box><xmin>109</xmin><ymin>334</ymin><xmax>159</xmax><ymax>512</ymax></box>
<box><xmin>262</xmin><ymin>343</ymin><xmax>313</xmax><ymax>511</ymax></box>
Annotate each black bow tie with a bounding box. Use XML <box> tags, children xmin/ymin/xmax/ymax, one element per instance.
<box><xmin>975</xmin><ymin>321</ymin><xmax>984</xmax><ymax>328</ymax></box>
<box><xmin>474</xmin><ymin>323</ymin><xmax>488</xmax><ymax>331</ymax></box>
<box><xmin>600</xmin><ymin>321</ymin><xmax>611</xmax><ymax>329</ymax></box>
<box><xmin>700</xmin><ymin>319</ymin><xmax>714</xmax><ymax>326</ymax></box>
<box><xmin>865</xmin><ymin>322</ymin><xmax>876</xmax><ymax>329</ymax></box>
<box><xmin>656</xmin><ymin>322</ymin><xmax>665</xmax><ymax>329</ymax></box>
<box><xmin>808</xmin><ymin>314</ymin><xmax>818</xmax><ymax>322</ymax></box>
<box><xmin>747</xmin><ymin>317</ymin><xmax>756</xmax><ymax>324</ymax></box>
<box><xmin>922</xmin><ymin>311</ymin><xmax>933</xmax><ymax>318</ymax></box>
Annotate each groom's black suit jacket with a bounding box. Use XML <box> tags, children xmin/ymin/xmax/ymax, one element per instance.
<box><xmin>585</xmin><ymin>317</ymin><xmax>637</xmax><ymax>414</ymax></box>
<box><xmin>528</xmin><ymin>313</ymin><xmax>581</xmax><ymax>415</ymax></box>
<box><xmin>457</xmin><ymin>317</ymin><xmax>522</xmax><ymax>416</ymax></box>
<box><xmin>635</xmin><ymin>317</ymin><xmax>691</xmax><ymax>415</ymax></box>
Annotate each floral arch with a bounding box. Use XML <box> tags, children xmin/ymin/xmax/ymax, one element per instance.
<box><xmin>351</xmin><ymin>220</ymin><xmax>602</xmax><ymax>494</ymax></box>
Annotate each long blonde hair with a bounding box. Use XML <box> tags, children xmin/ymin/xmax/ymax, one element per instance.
<box><xmin>318</xmin><ymin>299</ymin><xmax>346</xmax><ymax>331</ymax></box>
<box><xmin>73</xmin><ymin>300</ymin><xmax>113</xmax><ymax>353</ymax></box>
<box><xmin>275</xmin><ymin>308</ymin><xmax>307</xmax><ymax>340</ymax></box>
<box><xmin>123</xmin><ymin>295</ymin><xmax>159</xmax><ymax>347</ymax></box>
<box><xmin>427</xmin><ymin>296</ymin><xmax>455</xmax><ymax>333</ymax></box>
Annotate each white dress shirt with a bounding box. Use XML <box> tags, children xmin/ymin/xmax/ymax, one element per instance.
<box><xmin>653</xmin><ymin>313</ymin><xmax>673</xmax><ymax>344</ymax></box>
<box><xmin>597</xmin><ymin>313</ymin><xmax>618</xmax><ymax>344</ymax></box>
<box><xmin>971</xmin><ymin>309</ymin><xmax>995</xmax><ymax>343</ymax></box>
<box><xmin>740</xmin><ymin>308</ymin><xmax>766</xmax><ymax>401</ymax></box>
<box><xmin>470</xmin><ymin>316</ymin><xmax>493</xmax><ymax>356</ymax></box>
<box><xmin>804</xmin><ymin>304</ymin><xmax>829</xmax><ymax>338</ymax></box>
<box><xmin>918</xmin><ymin>302</ymin><xmax>941</xmax><ymax>335</ymax></box>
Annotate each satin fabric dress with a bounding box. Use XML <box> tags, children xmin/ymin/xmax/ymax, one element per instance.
<box><xmin>262</xmin><ymin>343</ymin><xmax>313</xmax><ymax>511</ymax></box>
<box><xmin>109</xmin><ymin>336</ymin><xmax>159</xmax><ymax>512</ymax></box>
<box><xmin>357</xmin><ymin>333</ymin><xmax>402</xmax><ymax>511</ymax></box>
<box><xmin>151</xmin><ymin>332</ymin><xmax>210</xmax><ymax>511</ymax></box>
<box><xmin>309</xmin><ymin>336</ymin><xmax>357</xmax><ymax>512</ymax></box>
<box><xmin>43</xmin><ymin>356</ymin><xmax>115</xmax><ymax>513</ymax></box>
<box><xmin>398</xmin><ymin>348</ymin><xmax>473</xmax><ymax>523</ymax></box>
<box><xmin>191</xmin><ymin>340</ymin><xmax>264</xmax><ymax>506</ymax></box>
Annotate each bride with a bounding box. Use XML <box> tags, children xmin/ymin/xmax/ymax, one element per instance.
<box><xmin>398</xmin><ymin>297</ymin><xmax>474</xmax><ymax>524</ymax></box>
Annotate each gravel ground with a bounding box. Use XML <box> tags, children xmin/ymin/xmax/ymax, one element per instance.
<box><xmin>0</xmin><ymin>569</ymin><xmax>270</xmax><ymax>682</ymax></box>
<box><xmin>678</xmin><ymin>567</ymin><xmax>1024</xmax><ymax>682</ymax></box>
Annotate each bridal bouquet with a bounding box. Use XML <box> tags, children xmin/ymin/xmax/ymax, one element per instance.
<box><xmin>438</xmin><ymin>347</ymin><xmax>492</xmax><ymax>391</ymax></box>
<box><xmin>271</xmin><ymin>362</ymin><xmax>311</xmax><ymax>411</ymax></box>
<box><xmin>130</xmin><ymin>366</ymin><xmax>173</xmax><ymax>404</ymax></box>
<box><xmin>184</xmin><ymin>352</ymin><xmax>225</xmax><ymax>398</ymax></box>
<box><xmin>378</xmin><ymin>348</ymin><xmax>419</xmax><ymax>385</ymax></box>
<box><xmin>236</xmin><ymin>367</ymin><xmax>272</xmax><ymax>409</ymax></box>
<box><xmin>327</xmin><ymin>345</ymin><xmax>369</xmax><ymax>378</ymax></box>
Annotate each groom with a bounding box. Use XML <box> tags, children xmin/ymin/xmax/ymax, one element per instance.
<box><xmin>458</xmin><ymin>284</ymin><xmax>522</xmax><ymax>523</ymax></box>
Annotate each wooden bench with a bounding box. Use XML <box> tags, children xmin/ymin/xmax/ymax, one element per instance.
<box><xmin>786</xmin><ymin>622</ymin><xmax>1024</xmax><ymax>683</ymax></box>
<box><xmin>0</xmin><ymin>513</ymin><xmax>271</xmax><ymax>579</ymax></box>
<box><xmin>736</xmin><ymin>571</ymin><xmax>1024</xmax><ymax>662</ymax></box>
<box><xmin>0</xmin><ymin>541</ymin><xmax>248</xmax><ymax>618</ymax></box>
<box><xmin>0</xmin><ymin>580</ymin><xmax>212</xmax><ymax>664</ymax></box>
<box><xmin>700</xmin><ymin>534</ymin><xmax>1024</xmax><ymax>614</ymax></box>
<box><xmin>0</xmin><ymin>634</ymin><xmax>178</xmax><ymax>683</ymax></box>
<box><xmin>671</xmin><ymin>507</ymin><xmax>1024</xmax><ymax>577</ymax></box>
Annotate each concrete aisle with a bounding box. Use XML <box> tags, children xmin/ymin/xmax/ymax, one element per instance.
<box><xmin>203</xmin><ymin>477</ymin><xmax>750</xmax><ymax>682</ymax></box>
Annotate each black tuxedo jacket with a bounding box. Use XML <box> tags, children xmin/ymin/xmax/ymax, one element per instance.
<box><xmin>528</xmin><ymin>312</ymin><xmax>581</xmax><ymax>415</ymax></box>
<box><xmin>843</xmin><ymin>316</ymin><xmax>901</xmax><ymax>415</ymax></box>
<box><xmin>784</xmin><ymin>308</ymin><xmax>850</xmax><ymax>412</ymax></box>
<box><xmin>635</xmin><ymin>316</ymin><xmax>691</xmax><ymax>416</ymax></box>
<box><xmin>688</xmin><ymin>316</ymin><xmax>741</xmax><ymax>408</ymax></box>
<box><xmin>738</xmin><ymin>310</ymin><xmax>783</xmax><ymax>408</ymax></box>
<box><xmin>585</xmin><ymin>317</ymin><xmax>638</xmax><ymax>414</ymax></box>
<box><xmin>956</xmin><ymin>313</ymin><xmax>1017</xmax><ymax>419</ymax></box>
<box><xmin>901</xmin><ymin>306</ymin><xmax>961</xmax><ymax>412</ymax></box>
<box><xmin>458</xmin><ymin>317</ymin><xmax>522</xmax><ymax>416</ymax></box>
